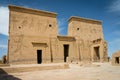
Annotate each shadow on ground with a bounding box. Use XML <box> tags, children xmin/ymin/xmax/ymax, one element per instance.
<box><xmin>0</xmin><ymin>68</ymin><xmax>21</xmax><ymax>80</ymax></box>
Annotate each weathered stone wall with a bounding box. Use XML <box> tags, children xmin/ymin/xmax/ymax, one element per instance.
<box><xmin>68</xmin><ymin>17</ymin><xmax>103</xmax><ymax>41</ymax></box>
<box><xmin>112</xmin><ymin>51</ymin><xmax>120</xmax><ymax>66</ymax></box>
<box><xmin>8</xmin><ymin>5</ymin><xmax>108</xmax><ymax>64</ymax></box>
<box><xmin>68</xmin><ymin>16</ymin><xmax>108</xmax><ymax>62</ymax></box>
<box><xmin>8</xmin><ymin>5</ymin><xmax>58</xmax><ymax>64</ymax></box>
<box><xmin>57</xmin><ymin>36</ymin><xmax>78</xmax><ymax>63</ymax></box>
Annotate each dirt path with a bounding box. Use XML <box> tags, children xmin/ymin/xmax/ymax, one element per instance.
<box><xmin>0</xmin><ymin>63</ymin><xmax>120</xmax><ymax>80</ymax></box>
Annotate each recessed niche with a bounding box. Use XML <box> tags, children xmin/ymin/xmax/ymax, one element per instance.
<box><xmin>18</xmin><ymin>26</ymin><xmax>21</xmax><ymax>29</ymax></box>
<box><xmin>77</xmin><ymin>28</ymin><xmax>79</xmax><ymax>30</ymax></box>
<box><xmin>49</xmin><ymin>24</ymin><xmax>52</xmax><ymax>27</ymax></box>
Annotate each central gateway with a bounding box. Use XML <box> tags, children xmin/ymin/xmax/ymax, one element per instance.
<box><xmin>64</xmin><ymin>45</ymin><xmax>69</xmax><ymax>62</ymax></box>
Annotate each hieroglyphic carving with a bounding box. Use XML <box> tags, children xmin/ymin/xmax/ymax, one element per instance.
<box><xmin>12</xmin><ymin>35</ymin><xmax>23</xmax><ymax>53</ymax></box>
<box><xmin>103</xmin><ymin>41</ymin><xmax>108</xmax><ymax>61</ymax></box>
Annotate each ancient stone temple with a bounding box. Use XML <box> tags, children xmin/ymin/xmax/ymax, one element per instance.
<box><xmin>7</xmin><ymin>5</ymin><xmax>108</xmax><ymax>64</ymax></box>
<box><xmin>112</xmin><ymin>51</ymin><xmax>120</xmax><ymax>66</ymax></box>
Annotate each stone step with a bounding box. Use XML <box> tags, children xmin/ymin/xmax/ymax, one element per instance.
<box><xmin>0</xmin><ymin>64</ymin><xmax>10</xmax><ymax>67</ymax></box>
<box><xmin>0</xmin><ymin>63</ymin><xmax>69</xmax><ymax>74</ymax></box>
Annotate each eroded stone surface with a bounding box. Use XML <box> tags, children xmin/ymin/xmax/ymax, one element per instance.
<box><xmin>112</xmin><ymin>51</ymin><xmax>120</xmax><ymax>66</ymax></box>
<box><xmin>8</xmin><ymin>5</ymin><xmax>108</xmax><ymax>64</ymax></box>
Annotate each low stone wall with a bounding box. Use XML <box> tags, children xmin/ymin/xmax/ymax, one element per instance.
<box><xmin>0</xmin><ymin>64</ymin><xmax>10</xmax><ymax>67</ymax></box>
<box><xmin>0</xmin><ymin>63</ymin><xmax>69</xmax><ymax>74</ymax></box>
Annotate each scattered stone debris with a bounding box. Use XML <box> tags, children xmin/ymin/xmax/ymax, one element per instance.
<box><xmin>2</xmin><ymin>55</ymin><xmax>7</xmax><ymax>64</ymax></box>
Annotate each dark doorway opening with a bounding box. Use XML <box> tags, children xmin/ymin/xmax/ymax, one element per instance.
<box><xmin>64</xmin><ymin>45</ymin><xmax>69</xmax><ymax>62</ymax></box>
<box><xmin>115</xmin><ymin>57</ymin><xmax>119</xmax><ymax>64</ymax></box>
<box><xmin>37</xmin><ymin>50</ymin><xmax>42</xmax><ymax>64</ymax></box>
<box><xmin>94</xmin><ymin>46</ymin><xmax>100</xmax><ymax>62</ymax></box>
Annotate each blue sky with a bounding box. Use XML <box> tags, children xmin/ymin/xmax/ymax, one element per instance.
<box><xmin>0</xmin><ymin>0</ymin><xmax>120</xmax><ymax>59</ymax></box>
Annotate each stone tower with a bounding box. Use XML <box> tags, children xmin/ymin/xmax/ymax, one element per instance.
<box><xmin>8</xmin><ymin>5</ymin><xmax>58</xmax><ymax>64</ymax></box>
<box><xmin>68</xmin><ymin>16</ymin><xmax>108</xmax><ymax>62</ymax></box>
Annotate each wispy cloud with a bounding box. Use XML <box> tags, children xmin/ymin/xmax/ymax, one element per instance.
<box><xmin>115</xmin><ymin>21</ymin><xmax>120</xmax><ymax>25</ymax></box>
<box><xmin>113</xmin><ymin>30</ymin><xmax>120</xmax><ymax>36</ymax></box>
<box><xmin>108</xmin><ymin>38</ymin><xmax>120</xmax><ymax>56</ymax></box>
<box><xmin>0</xmin><ymin>6</ymin><xmax>9</xmax><ymax>35</ymax></box>
<box><xmin>108</xmin><ymin>28</ymin><xmax>120</xmax><ymax>57</ymax></box>
<box><xmin>109</xmin><ymin>0</ymin><xmax>120</xmax><ymax>13</ymax></box>
<box><xmin>108</xmin><ymin>0</ymin><xmax>120</xmax><ymax>26</ymax></box>
<box><xmin>0</xmin><ymin>44</ymin><xmax>7</xmax><ymax>48</ymax></box>
<box><xmin>57</xmin><ymin>18</ymin><xmax>66</xmax><ymax>35</ymax></box>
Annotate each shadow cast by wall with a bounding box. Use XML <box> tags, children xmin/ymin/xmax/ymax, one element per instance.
<box><xmin>0</xmin><ymin>68</ymin><xmax>21</xmax><ymax>80</ymax></box>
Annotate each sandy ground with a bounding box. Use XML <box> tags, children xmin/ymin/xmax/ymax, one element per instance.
<box><xmin>0</xmin><ymin>62</ymin><xmax>120</xmax><ymax>80</ymax></box>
